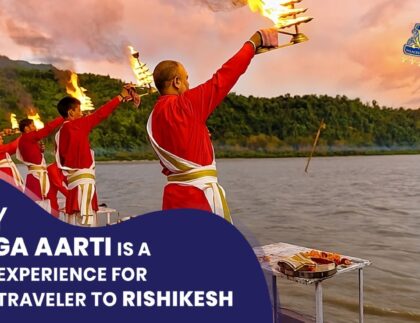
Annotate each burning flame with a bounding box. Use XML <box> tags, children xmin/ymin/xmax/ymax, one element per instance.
<box><xmin>128</xmin><ymin>45</ymin><xmax>154</xmax><ymax>88</ymax></box>
<box><xmin>10</xmin><ymin>113</ymin><xmax>19</xmax><ymax>129</ymax></box>
<box><xmin>27</xmin><ymin>109</ymin><xmax>44</xmax><ymax>130</ymax></box>
<box><xmin>247</xmin><ymin>0</ymin><xmax>305</xmax><ymax>27</ymax></box>
<box><xmin>66</xmin><ymin>72</ymin><xmax>95</xmax><ymax>112</ymax></box>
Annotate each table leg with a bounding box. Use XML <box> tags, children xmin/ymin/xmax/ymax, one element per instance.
<box><xmin>67</xmin><ymin>214</ymin><xmax>75</xmax><ymax>225</ymax></box>
<box><xmin>272</xmin><ymin>275</ymin><xmax>278</xmax><ymax>323</ymax></box>
<box><xmin>93</xmin><ymin>212</ymin><xmax>98</xmax><ymax>227</ymax></box>
<box><xmin>359</xmin><ymin>268</ymin><xmax>364</xmax><ymax>323</ymax></box>
<box><xmin>315</xmin><ymin>282</ymin><xmax>323</xmax><ymax>323</ymax></box>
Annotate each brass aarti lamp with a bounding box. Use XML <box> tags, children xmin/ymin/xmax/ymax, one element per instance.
<box><xmin>128</xmin><ymin>46</ymin><xmax>157</xmax><ymax>97</ymax></box>
<box><xmin>249</xmin><ymin>0</ymin><xmax>313</xmax><ymax>54</ymax></box>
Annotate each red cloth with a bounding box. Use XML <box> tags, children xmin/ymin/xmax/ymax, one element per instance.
<box><xmin>47</xmin><ymin>162</ymin><xmax>68</xmax><ymax>217</ymax></box>
<box><xmin>18</xmin><ymin>117</ymin><xmax>63</xmax><ymax>199</ymax></box>
<box><xmin>0</xmin><ymin>137</ymin><xmax>19</xmax><ymax>158</ymax></box>
<box><xmin>18</xmin><ymin>117</ymin><xmax>63</xmax><ymax>164</ymax></box>
<box><xmin>151</xmin><ymin>42</ymin><xmax>255</xmax><ymax>211</ymax></box>
<box><xmin>57</xmin><ymin>97</ymin><xmax>121</xmax><ymax>215</ymax></box>
<box><xmin>0</xmin><ymin>137</ymin><xmax>20</xmax><ymax>188</ymax></box>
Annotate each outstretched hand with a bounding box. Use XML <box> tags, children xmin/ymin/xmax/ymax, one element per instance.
<box><xmin>119</xmin><ymin>84</ymin><xmax>137</xmax><ymax>102</ymax></box>
<box><xmin>249</xmin><ymin>28</ymin><xmax>278</xmax><ymax>50</ymax></box>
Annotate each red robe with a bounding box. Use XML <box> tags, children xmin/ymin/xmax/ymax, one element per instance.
<box><xmin>18</xmin><ymin>117</ymin><xmax>63</xmax><ymax>199</ymax></box>
<box><xmin>56</xmin><ymin>97</ymin><xmax>121</xmax><ymax>215</ymax></box>
<box><xmin>0</xmin><ymin>137</ymin><xmax>21</xmax><ymax>189</ymax></box>
<box><xmin>151</xmin><ymin>42</ymin><xmax>255</xmax><ymax>211</ymax></box>
<box><xmin>47</xmin><ymin>162</ymin><xmax>68</xmax><ymax>217</ymax></box>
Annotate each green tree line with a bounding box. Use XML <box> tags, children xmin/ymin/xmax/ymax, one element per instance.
<box><xmin>1</xmin><ymin>58</ymin><xmax>420</xmax><ymax>160</ymax></box>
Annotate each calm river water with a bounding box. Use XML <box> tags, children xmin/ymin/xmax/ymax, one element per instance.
<box><xmin>23</xmin><ymin>155</ymin><xmax>420</xmax><ymax>322</ymax></box>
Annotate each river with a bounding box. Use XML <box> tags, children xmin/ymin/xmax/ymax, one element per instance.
<box><xmin>20</xmin><ymin>155</ymin><xmax>420</xmax><ymax>322</ymax></box>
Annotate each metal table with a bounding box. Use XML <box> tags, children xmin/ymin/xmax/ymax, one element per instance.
<box><xmin>97</xmin><ymin>207</ymin><xmax>119</xmax><ymax>225</ymax></box>
<box><xmin>60</xmin><ymin>205</ymin><xmax>119</xmax><ymax>226</ymax></box>
<box><xmin>253</xmin><ymin>242</ymin><xmax>371</xmax><ymax>323</ymax></box>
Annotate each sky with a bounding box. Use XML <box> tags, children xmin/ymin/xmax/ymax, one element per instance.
<box><xmin>0</xmin><ymin>0</ymin><xmax>419</xmax><ymax>109</ymax></box>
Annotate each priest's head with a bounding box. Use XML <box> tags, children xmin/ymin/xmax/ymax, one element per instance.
<box><xmin>19</xmin><ymin>119</ymin><xmax>36</xmax><ymax>133</ymax></box>
<box><xmin>153</xmin><ymin>61</ymin><xmax>189</xmax><ymax>95</ymax></box>
<box><xmin>57</xmin><ymin>97</ymin><xmax>83</xmax><ymax>120</ymax></box>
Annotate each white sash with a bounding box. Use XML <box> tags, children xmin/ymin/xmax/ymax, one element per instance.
<box><xmin>16</xmin><ymin>147</ymin><xmax>50</xmax><ymax>200</ymax></box>
<box><xmin>147</xmin><ymin>111</ymin><xmax>232</xmax><ymax>223</ymax></box>
<box><xmin>0</xmin><ymin>153</ymin><xmax>24</xmax><ymax>190</ymax></box>
<box><xmin>55</xmin><ymin>127</ymin><xmax>96</xmax><ymax>225</ymax></box>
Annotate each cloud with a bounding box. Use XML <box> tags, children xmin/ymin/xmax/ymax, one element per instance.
<box><xmin>4</xmin><ymin>19</ymin><xmax>74</xmax><ymax>68</ymax></box>
<box><xmin>0</xmin><ymin>0</ymin><xmax>419</xmax><ymax>108</ymax></box>
<box><xmin>6</xmin><ymin>20</ymin><xmax>53</xmax><ymax>50</ymax></box>
<box><xmin>193</xmin><ymin>0</ymin><xmax>247</xmax><ymax>12</ymax></box>
<box><xmin>360</xmin><ymin>0</ymin><xmax>410</xmax><ymax>28</ymax></box>
<box><xmin>0</xmin><ymin>0</ymin><xmax>127</xmax><ymax>69</ymax></box>
<box><xmin>338</xmin><ymin>0</ymin><xmax>420</xmax><ymax>107</ymax></box>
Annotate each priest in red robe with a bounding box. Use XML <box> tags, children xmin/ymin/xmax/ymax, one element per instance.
<box><xmin>0</xmin><ymin>135</ymin><xmax>24</xmax><ymax>190</ymax></box>
<box><xmin>55</xmin><ymin>85</ymin><xmax>136</xmax><ymax>226</ymax></box>
<box><xmin>17</xmin><ymin>117</ymin><xmax>63</xmax><ymax>211</ymax></box>
<box><xmin>147</xmin><ymin>29</ymin><xmax>279</xmax><ymax>223</ymax></box>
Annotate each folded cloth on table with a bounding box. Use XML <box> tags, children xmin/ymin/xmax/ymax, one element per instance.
<box><xmin>278</xmin><ymin>253</ymin><xmax>316</xmax><ymax>271</ymax></box>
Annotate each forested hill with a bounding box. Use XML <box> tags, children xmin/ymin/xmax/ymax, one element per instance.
<box><xmin>1</xmin><ymin>55</ymin><xmax>420</xmax><ymax>160</ymax></box>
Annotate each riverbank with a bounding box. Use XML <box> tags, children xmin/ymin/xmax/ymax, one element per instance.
<box><xmin>30</xmin><ymin>146</ymin><xmax>420</xmax><ymax>163</ymax></box>
<box><xmin>92</xmin><ymin>148</ymin><xmax>420</xmax><ymax>161</ymax></box>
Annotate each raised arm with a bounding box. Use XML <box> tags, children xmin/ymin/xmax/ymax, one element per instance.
<box><xmin>183</xmin><ymin>28</ymin><xmax>278</xmax><ymax>121</ymax></box>
<box><xmin>82</xmin><ymin>85</ymin><xmax>137</xmax><ymax>131</ymax></box>
<box><xmin>0</xmin><ymin>137</ymin><xmax>20</xmax><ymax>155</ymax></box>
<box><xmin>83</xmin><ymin>96</ymin><xmax>122</xmax><ymax>131</ymax></box>
<box><xmin>31</xmin><ymin>117</ymin><xmax>64</xmax><ymax>141</ymax></box>
<box><xmin>183</xmin><ymin>42</ymin><xmax>255</xmax><ymax>121</ymax></box>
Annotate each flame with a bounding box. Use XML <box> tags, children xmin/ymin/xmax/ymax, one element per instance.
<box><xmin>66</xmin><ymin>72</ymin><xmax>95</xmax><ymax>112</ymax></box>
<box><xmin>10</xmin><ymin>113</ymin><xmax>19</xmax><ymax>129</ymax></box>
<box><xmin>27</xmin><ymin>109</ymin><xmax>44</xmax><ymax>130</ymax></box>
<box><xmin>247</xmin><ymin>0</ymin><xmax>303</xmax><ymax>27</ymax></box>
<box><xmin>128</xmin><ymin>45</ymin><xmax>154</xmax><ymax>88</ymax></box>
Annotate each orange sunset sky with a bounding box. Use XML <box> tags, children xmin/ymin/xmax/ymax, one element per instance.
<box><xmin>0</xmin><ymin>0</ymin><xmax>419</xmax><ymax>108</ymax></box>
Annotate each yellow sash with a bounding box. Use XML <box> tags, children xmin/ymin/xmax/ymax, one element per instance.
<box><xmin>0</xmin><ymin>154</ymin><xmax>24</xmax><ymax>190</ymax></box>
<box><xmin>28</xmin><ymin>164</ymin><xmax>48</xmax><ymax>197</ymax></box>
<box><xmin>55</xmin><ymin>128</ymin><xmax>96</xmax><ymax>225</ymax></box>
<box><xmin>16</xmin><ymin>148</ymin><xmax>50</xmax><ymax>200</ymax></box>
<box><xmin>147</xmin><ymin>111</ymin><xmax>232</xmax><ymax>223</ymax></box>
